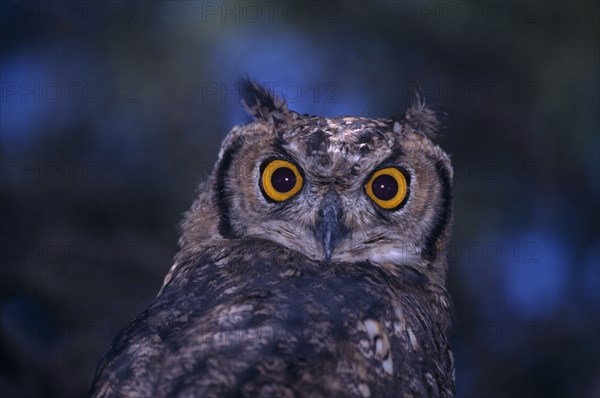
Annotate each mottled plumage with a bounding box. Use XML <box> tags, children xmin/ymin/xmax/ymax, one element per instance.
<box><xmin>90</xmin><ymin>78</ymin><xmax>455</xmax><ymax>397</ymax></box>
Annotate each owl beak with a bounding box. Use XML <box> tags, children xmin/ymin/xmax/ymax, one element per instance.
<box><xmin>315</xmin><ymin>191</ymin><xmax>343</xmax><ymax>262</ymax></box>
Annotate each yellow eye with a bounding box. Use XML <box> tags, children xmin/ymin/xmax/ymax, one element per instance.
<box><xmin>365</xmin><ymin>167</ymin><xmax>408</xmax><ymax>210</ymax></box>
<box><xmin>260</xmin><ymin>159</ymin><xmax>304</xmax><ymax>202</ymax></box>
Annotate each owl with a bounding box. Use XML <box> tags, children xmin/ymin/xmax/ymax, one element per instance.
<box><xmin>89</xmin><ymin>78</ymin><xmax>455</xmax><ymax>398</ymax></box>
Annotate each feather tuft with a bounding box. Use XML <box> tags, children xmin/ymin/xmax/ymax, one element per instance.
<box><xmin>396</xmin><ymin>94</ymin><xmax>442</xmax><ymax>139</ymax></box>
<box><xmin>238</xmin><ymin>76</ymin><xmax>289</xmax><ymax>123</ymax></box>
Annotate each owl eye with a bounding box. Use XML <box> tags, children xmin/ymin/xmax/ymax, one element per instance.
<box><xmin>260</xmin><ymin>159</ymin><xmax>304</xmax><ymax>202</ymax></box>
<box><xmin>365</xmin><ymin>167</ymin><xmax>408</xmax><ymax>210</ymax></box>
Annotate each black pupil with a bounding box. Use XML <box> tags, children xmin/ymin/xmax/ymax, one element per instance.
<box><xmin>271</xmin><ymin>167</ymin><xmax>297</xmax><ymax>193</ymax></box>
<box><xmin>372</xmin><ymin>174</ymin><xmax>398</xmax><ymax>201</ymax></box>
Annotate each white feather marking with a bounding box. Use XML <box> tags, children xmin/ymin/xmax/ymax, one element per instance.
<box><xmin>363</xmin><ymin>319</ymin><xmax>380</xmax><ymax>338</ymax></box>
<box><xmin>382</xmin><ymin>356</ymin><xmax>394</xmax><ymax>375</ymax></box>
<box><xmin>367</xmin><ymin>246</ymin><xmax>420</xmax><ymax>265</ymax></box>
<box><xmin>407</xmin><ymin>327</ymin><xmax>419</xmax><ymax>350</ymax></box>
<box><xmin>358</xmin><ymin>383</ymin><xmax>371</xmax><ymax>397</ymax></box>
<box><xmin>375</xmin><ymin>338</ymin><xmax>384</xmax><ymax>356</ymax></box>
<box><xmin>393</xmin><ymin>305</ymin><xmax>406</xmax><ymax>335</ymax></box>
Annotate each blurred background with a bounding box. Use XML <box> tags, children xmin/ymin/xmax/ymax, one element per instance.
<box><xmin>0</xmin><ymin>1</ymin><xmax>598</xmax><ymax>397</ymax></box>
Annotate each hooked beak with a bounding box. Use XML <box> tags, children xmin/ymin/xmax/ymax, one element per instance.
<box><xmin>315</xmin><ymin>191</ymin><xmax>343</xmax><ymax>262</ymax></box>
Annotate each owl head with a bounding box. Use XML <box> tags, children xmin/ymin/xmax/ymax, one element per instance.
<box><xmin>177</xmin><ymin>78</ymin><xmax>452</xmax><ymax>276</ymax></box>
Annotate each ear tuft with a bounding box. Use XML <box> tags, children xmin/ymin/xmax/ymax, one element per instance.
<box><xmin>397</xmin><ymin>94</ymin><xmax>442</xmax><ymax>139</ymax></box>
<box><xmin>238</xmin><ymin>76</ymin><xmax>289</xmax><ymax>123</ymax></box>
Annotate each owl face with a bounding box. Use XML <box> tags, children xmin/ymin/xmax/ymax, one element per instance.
<box><xmin>178</xmin><ymin>79</ymin><xmax>452</xmax><ymax>272</ymax></box>
<box><xmin>216</xmin><ymin>114</ymin><xmax>451</xmax><ymax>268</ymax></box>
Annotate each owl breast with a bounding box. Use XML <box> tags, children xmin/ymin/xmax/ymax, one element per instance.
<box><xmin>91</xmin><ymin>239</ymin><xmax>454</xmax><ymax>398</ymax></box>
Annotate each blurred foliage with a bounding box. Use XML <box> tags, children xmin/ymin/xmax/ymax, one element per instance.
<box><xmin>0</xmin><ymin>1</ymin><xmax>598</xmax><ymax>397</ymax></box>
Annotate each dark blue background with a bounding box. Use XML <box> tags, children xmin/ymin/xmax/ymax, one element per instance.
<box><xmin>1</xmin><ymin>1</ymin><xmax>598</xmax><ymax>397</ymax></box>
